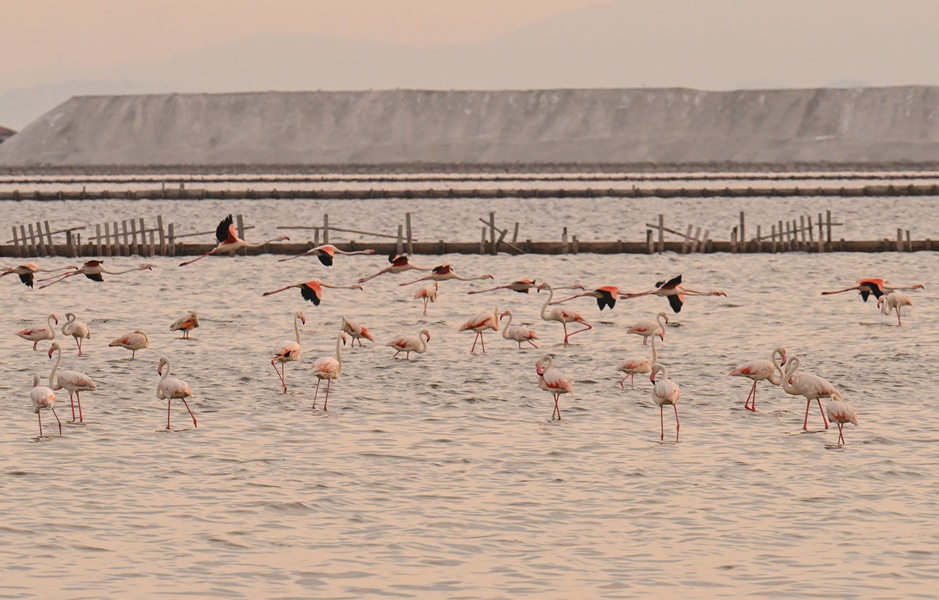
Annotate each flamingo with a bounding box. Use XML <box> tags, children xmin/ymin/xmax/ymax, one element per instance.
<box><xmin>17</xmin><ymin>314</ymin><xmax>58</xmax><ymax>350</ymax></box>
<box><xmin>278</xmin><ymin>244</ymin><xmax>376</xmax><ymax>265</ymax></box>
<box><xmin>781</xmin><ymin>356</ymin><xmax>836</xmax><ymax>430</ymax></box>
<box><xmin>341</xmin><ymin>317</ymin><xmax>376</xmax><ymax>347</ymax></box>
<box><xmin>459</xmin><ymin>307</ymin><xmax>500</xmax><ymax>353</ymax></box>
<box><xmin>2</xmin><ymin>263</ymin><xmax>72</xmax><ymax>288</ymax></box>
<box><xmin>108</xmin><ymin>330</ymin><xmax>150</xmax><ymax>359</ymax></box>
<box><xmin>178</xmin><ymin>214</ymin><xmax>289</xmax><ymax>266</ymax></box>
<box><xmin>827</xmin><ymin>391</ymin><xmax>858</xmax><ymax>445</ymax></box>
<box><xmin>61</xmin><ymin>313</ymin><xmax>91</xmax><ymax>356</ymax></box>
<box><xmin>537</xmin><ymin>282</ymin><xmax>593</xmax><ymax>344</ymax></box>
<box><xmin>821</xmin><ymin>278</ymin><xmax>924</xmax><ymax>303</ymax></box>
<box><xmin>387</xmin><ymin>328</ymin><xmax>431</xmax><ymax>359</ymax></box>
<box><xmin>500</xmin><ymin>309</ymin><xmax>539</xmax><ymax>348</ymax></box>
<box><xmin>271</xmin><ymin>311</ymin><xmax>305</xmax><ymax>393</ymax></box>
<box><xmin>157</xmin><ymin>356</ymin><xmax>198</xmax><ymax>429</ymax></box>
<box><xmin>468</xmin><ymin>279</ymin><xmax>540</xmax><ymax>295</ymax></box>
<box><xmin>551</xmin><ymin>285</ymin><xmax>619</xmax><ymax>310</ymax></box>
<box><xmin>47</xmin><ymin>342</ymin><xmax>97</xmax><ymax>423</ymax></box>
<box><xmin>627</xmin><ymin>312</ymin><xmax>668</xmax><ymax>345</ymax></box>
<box><xmin>650</xmin><ymin>363</ymin><xmax>681</xmax><ymax>441</ymax></box>
<box><xmin>31</xmin><ymin>374</ymin><xmax>61</xmax><ymax>437</ymax></box>
<box><xmin>617</xmin><ymin>334</ymin><xmax>659</xmax><ymax>389</ymax></box>
<box><xmin>38</xmin><ymin>260</ymin><xmax>153</xmax><ymax>288</ymax></box>
<box><xmin>399</xmin><ymin>263</ymin><xmax>494</xmax><ymax>286</ymax></box>
<box><xmin>619</xmin><ymin>274</ymin><xmax>726</xmax><ymax>313</ymax></box>
<box><xmin>877</xmin><ymin>292</ymin><xmax>913</xmax><ymax>326</ymax></box>
<box><xmin>357</xmin><ymin>253</ymin><xmax>432</xmax><ymax>283</ymax></box>
<box><xmin>535</xmin><ymin>355</ymin><xmax>574</xmax><ymax>420</ymax></box>
<box><xmin>262</xmin><ymin>279</ymin><xmax>363</xmax><ymax>305</ymax></box>
<box><xmin>311</xmin><ymin>328</ymin><xmax>345</xmax><ymax>410</ymax></box>
<box><xmin>414</xmin><ymin>281</ymin><xmax>439</xmax><ymax>315</ymax></box>
<box><xmin>729</xmin><ymin>347</ymin><xmax>787</xmax><ymax>411</ymax></box>
<box><xmin>170</xmin><ymin>311</ymin><xmax>200</xmax><ymax>339</ymax></box>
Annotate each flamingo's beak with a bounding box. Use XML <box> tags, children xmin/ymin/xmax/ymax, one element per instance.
<box><xmin>657</xmin><ymin>331</ymin><xmax>665</xmax><ymax>341</ymax></box>
<box><xmin>536</xmin><ymin>365</ymin><xmax>544</xmax><ymax>376</ymax></box>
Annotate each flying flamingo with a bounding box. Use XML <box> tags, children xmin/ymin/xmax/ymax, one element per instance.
<box><xmin>109</xmin><ymin>330</ymin><xmax>149</xmax><ymax>359</ymax></box>
<box><xmin>31</xmin><ymin>374</ymin><xmax>61</xmax><ymax>437</ymax></box>
<box><xmin>551</xmin><ymin>285</ymin><xmax>619</xmax><ymax>310</ymax></box>
<box><xmin>414</xmin><ymin>281</ymin><xmax>439</xmax><ymax>315</ymax></box>
<box><xmin>399</xmin><ymin>263</ymin><xmax>494</xmax><ymax>286</ymax></box>
<box><xmin>357</xmin><ymin>253</ymin><xmax>432</xmax><ymax>283</ymax></box>
<box><xmin>821</xmin><ymin>278</ymin><xmax>924</xmax><ymax>303</ymax></box>
<box><xmin>157</xmin><ymin>356</ymin><xmax>198</xmax><ymax>430</ymax></box>
<box><xmin>781</xmin><ymin>356</ymin><xmax>836</xmax><ymax>430</ymax></box>
<box><xmin>650</xmin><ymin>363</ymin><xmax>681</xmax><ymax>441</ymax></box>
<box><xmin>170</xmin><ymin>311</ymin><xmax>200</xmax><ymax>339</ymax></box>
<box><xmin>341</xmin><ymin>317</ymin><xmax>376</xmax><ymax>347</ymax></box>
<box><xmin>61</xmin><ymin>313</ymin><xmax>91</xmax><ymax>356</ymax></box>
<box><xmin>387</xmin><ymin>328</ymin><xmax>431</xmax><ymax>359</ymax></box>
<box><xmin>619</xmin><ymin>274</ymin><xmax>726</xmax><ymax>313</ymax></box>
<box><xmin>827</xmin><ymin>391</ymin><xmax>858</xmax><ymax>445</ymax></box>
<box><xmin>729</xmin><ymin>347</ymin><xmax>787</xmax><ymax>411</ymax></box>
<box><xmin>278</xmin><ymin>244</ymin><xmax>376</xmax><ymax>265</ymax></box>
<box><xmin>2</xmin><ymin>264</ymin><xmax>72</xmax><ymax>288</ymax></box>
<box><xmin>262</xmin><ymin>279</ymin><xmax>363</xmax><ymax>305</ymax></box>
<box><xmin>47</xmin><ymin>342</ymin><xmax>97</xmax><ymax>423</ymax></box>
<box><xmin>537</xmin><ymin>282</ymin><xmax>593</xmax><ymax>344</ymax></box>
<box><xmin>178</xmin><ymin>214</ymin><xmax>289</xmax><ymax>266</ymax></box>
<box><xmin>17</xmin><ymin>314</ymin><xmax>58</xmax><ymax>350</ymax></box>
<box><xmin>37</xmin><ymin>260</ymin><xmax>153</xmax><ymax>288</ymax></box>
<box><xmin>617</xmin><ymin>334</ymin><xmax>659</xmax><ymax>389</ymax></box>
<box><xmin>877</xmin><ymin>292</ymin><xmax>913</xmax><ymax>326</ymax></box>
<box><xmin>535</xmin><ymin>355</ymin><xmax>574</xmax><ymax>420</ymax></box>
<box><xmin>459</xmin><ymin>307</ymin><xmax>500</xmax><ymax>353</ymax></box>
<box><xmin>311</xmin><ymin>328</ymin><xmax>345</xmax><ymax>410</ymax></box>
<box><xmin>500</xmin><ymin>309</ymin><xmax>539</xmax><ymax>348</ymax></box>
<box><xmin>627</xmin><ymin>312</ymin><xmax>669</xmax><ymax>345</ymax></box>
<box><xmin>271</xmin><ymin>311</ymin><xmax>306</xmax><ymax>393</ymax></box>
<box><xmin>468</xmin><ymin>279</ymin><xmax>541</xmax><ymax>295</ymax></box>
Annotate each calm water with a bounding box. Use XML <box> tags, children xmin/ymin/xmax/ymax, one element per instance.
<box><xmin>1</xmin><ymin>197</ymin><xmax>937</xmax><ymax>599</ymax></box>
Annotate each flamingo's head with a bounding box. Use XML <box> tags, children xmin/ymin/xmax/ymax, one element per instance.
<box><xmin>157</xmin><ymin>356</ymin><xmax>169</xmax><ymax>375</ymax></box>
<box><xmin>341</xmin><ymin>332</ymin><xmax>349</xmax><ymax>346</ymax></box>
<box><xmin>364</xmin><ymin>249</ymin><xmax>377</xmax><ymax>254</ymax></box>
<box><xmin>914</xmin><ymin>284</ymin><xmax>925</xmax><ymax>290</ymax></box>
<box><xmin>650</xmin><ymin>371</ymin><xmax>657</xmax><ymax>383</ymax></box>
<box><xmin>482</xmin><ymin>274</ymin><xmax>494</xmax><ymax>280</ymax></box>
<box><xmin>779</xmin><ymin>349</ymin><xmax>788</xmax><ymax>366</ymax></box>
<box><xmin>657</xmin><ymin>330</ymin><xmax>665</xmax><ymax>341</ymax></box>
<box><xmin>278</xmin><ymin>236</ymin><xmax>290</xmax><ymax>241</ymax></box>
<box><xmin>352</xmin><ymin>284</ymin><xmax>364</xmax><ymax>291</ymax></box>
<box><xmin>140</xmin><ymin>264</ymin><xmax>155</xmax><ymax>271</ymax></box>
<box><xmin>876</xmin><ymin>297</ymin><xmax>885</xmax><ymax>309</ymax></box>
<box><xmin>298</xmin><ymin>312</ymin><xmax>307</xmax><ymax>325</ymax></box>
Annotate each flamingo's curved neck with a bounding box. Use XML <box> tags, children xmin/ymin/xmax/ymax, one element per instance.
<box><xmin>501</xmin><ymin>311</ymin><xmax>513</xmax><ymax>337</ymax></box>
<box><xmin>335</xmin><ymin>331</ymin><xmax>343</xmax><ymax>371</ymax></box>
<box><xmin>48</xmin><ymin>315</ymin><xmax>58</xmax><ymax>329</ymax></box>
<box><xmin>781</xmin><ymin>357</ymin><xmax>801</xmax><ymax>394</ymax></box>
<box><xmin>542</xmin><ymin>356</ymin><xmax>554</xmax><ymax>374</ymax></box>
<box><xmin>419</xmin><ymin>331</ymin><xmax>429</xmax><ymax>352</ymax></box>
<box><xmin>49</xmin><ymin>347</ymin><xmax>61</xmax><ymax>388</ymax></box>
<box><xmin>650</xmin><ymin>336</ymin><xmax>658</xmax><ymax>364</ymax></box>
<box><xmin>294</xmin><ymin>315</ymin><xmax>303</xmax><ymax>345</ymax></box>
<box><xmin>161</xmin><ymin>360</ymin><xmax>172</xmax><ymax>381</ymax></box>
<box><xmin>656</xmin><ymin>313</ymin><xmax>667</xmax><ymax>333</ymax></box>
<box><xmin>540</xmin><ymin>285</ymin><xmax>554</xmax><ymax>319</ymax></box>
<box><xmin>768</xmin><ymin>349</ymin><xmax>785</xmax><ymax>385</ymax></box>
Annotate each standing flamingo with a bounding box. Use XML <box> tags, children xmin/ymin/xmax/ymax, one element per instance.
<box><xmin>399</xmin><ymin>264</ymin><xmax>494</xmax><ymax>286</ymax></box>
<box><xmin>47</xmin><ymin>342</ymin><xmax>97</xmax><ymax>423</ymax></box>
<box><xmin>61</xmin><ymin>313</ymin><xmax>91</xmax><ymax>356</ymax></box>
<box><xmin>782</xmin><ymin>356</ymin><xmax>836</xmax><ymax>430</ymax></box>
<box><xmin>821</xmin><ymin>278</ymin><xmax>924</xmax><ymax>303</ymax></box>
<box><xmin>157</xmin><ymin>356</ymin><xmax>198</xmax><ymax>429</ymax></box>
<box><xmin>877</xmin><ymin>292</ymin><xmax>913</xmax><ymax>326</ymax></box>
<box><xmin>38</xmin><ymin>260</ymin><xmax>153</xmax><ymax>288</ymax></box>
<box><xmin>827</xmin><ymin>391</ymin><xmax>858</xmax><ymax>445</ymax></box>
<box><xmin>311</xmin><ymin>328</ymin><xmax>345</xmax><ymax>410</ymax></box>
<box><xmin>263</xmin><ymin>280</ymin><xmax>363</xmax><ymax>305</ymax></box>
<box><xmin>650</xmin><ymin>363</ymin><xmax>681</xmax><ymax>441</ymax></box>
<box><xmin>357</xmin><ymin>253</ymin><xmax>432</xmax><ymax>283</ymax></box>
<box><xmin>459</xmin><ymin>307</ymin><xmax>500</xmax><ymax>353</ymax></box>
<box><xmin>468</xmin><ymin>279</ymin><xmax>541</xmax><ymax>295</ymax></box>
<box><xmin>414</xmin><ymin>281</ymin><xmax>439</xmax><ymax>315</ymax></box>
<box><xmin>535</xmin><ymin>355</ymin><xmax>574</xmax><ymax>420</ymax></box>
<box><xmin>619</xmin><ymin>274</ymin><xmax>726</xmax><ymax>313</ymax></box>
<box><xmin>271</xmin><ymin>311</ymin><xmax>305</xmax><ymax>393</ymax></box>
<box><xmin>537</xmin><ymin>282</ymin><xmax>593</xmax><ymax>344</ymax></box>
<box><xmin>627</xmin><ymin>312</ymin><xmax>669</xmax><ymax>345</ymax></box>
<box><xmin>500</xmin><ymin>309</ymin><xmax>539</xmax><ymax>348</ymax></box>
<box><xmin>550</xmin><ymin>285</ymin><xmax>619</xmax><ymax>310</ymax></box>
<box><xmin>2</xmin><ymin>264</ymin><xmax>73</xmax><ymax>288</ymax></box>
<box><xmin>170</xmin><ymin>311</ymin><xmax>200</xmax><ymax>339</ymax></box>
<box><xmin>617</xmin><ymin>335</ymin><xmax>659</xmax><ymax>389</ymax></box>
<box><xmin>178</xmin><ymin>214</ymin><xmax>289</xmax><ymax>266</ymax></box>
<box><xmin>31</xmin><ymin>374</ymin><xmax>61</xmax><ymax>437</ymax></box>
<box><xmin>341</xmin><ymin>317</ymin><xmax>376</xmax><ymax>347</ymax></box>
<box><xmin>278</xmin><ymin>244</ymin><xmax>376</xmax><ymax>265</ymax></box>
<box><xmin>109</xmin><ymin>330</ymin><xmax>150</xmax><ymax>359</ymax></box>
<box><xmin>729</xmin><ymin>347</ymin><xmax>788</xmax><ymax>411</ymax></box>
<box><xmin>387</xmin><ymin>328</ymin><xmax>431</xmax><ymax>359</ymax></box>
<box><xmin>17</xmin><ymin>314</ymin><xmax>58</xmax><ymax>350</ymax></box>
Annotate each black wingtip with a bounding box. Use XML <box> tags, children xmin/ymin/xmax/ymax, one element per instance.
<box><xmin>318</xmin><ymin>253</ymin><xmax>333</xmax><ymax>267</ymax></box>
<box><xmin>667</xmin><ymin>294</ymin><xmax>683</xmax><ymax>313</ymax></box>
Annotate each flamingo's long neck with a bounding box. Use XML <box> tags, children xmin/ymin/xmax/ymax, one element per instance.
<box><xmin>540</xmin><ymin>285</ymin><xmax>554</xmax><ymax>319</ymax></box>
<box><xmin>542</xmin><ymin>356</ymin><xmax>554</xmax><ymax>375</ymax></box>
<box><xmin>48</xmin><ymin>315</ymin><xmax>57</xmax><ymax>330</ymax></box>
<box><xmin>767</xmin><ymin>349</ymin><xmax>785</xmax><ymax>385</ymax></box>
<box><xmin>656</xmin><ymin>314</ymin><xmax>666</xmax><ymax>334</ymax></box>
<box><xmin>781</xmin><ymin>357</ymin><xmax>801</xmax><ymax>394</ymax></box>
<box><xmin>335</xmin><ymin>331</ymin><xmax>343</xmax><ymax>372</ymax></box>
<box><xmin>49</xmin><ymin>347</ymin><xmax>61</xmax><ymax>388</ymax></box>
<box><xmin>657</xmin><ymin>365</ymin><xmax>668</xmax><ymax>381</ymax></box>
<box><xmin>294</xmin><ymin>315</ymin><xmax>302</xmax><ymax>344</ymax></box>
<box><xmin>650</xmin><ymin>336</ymin><xmax>658</xmax><ymax>364</ymax></box>
<box><xmin>419</xmin><ymin>331</ymin><xmax>429</xmax><ymax>353</ymax></box>
<box><xmin>501</xmin><ymin>311</ymin><xmax>513</xmax><ymax>338</ymax></box>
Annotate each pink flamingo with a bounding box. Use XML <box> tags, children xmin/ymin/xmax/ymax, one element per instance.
<box><xmin>650</xmin><ymin>363</ymin><xmax>681</xmax><ymax>441</ymax></box>
<box><xmin>399</xmin><ymin>263</ymin><xmax>494</xmax><ymax>286</ymax></box>
<box><xmin>500</xmin><ymin>309</ymin><xmax>539</xmax><ymax>348</ymax></box>
<box><xmin>551</xmin><ymin>285</ymin><xmax>619</xmax><ymax>310</ymax></box>
<box><xmin>2</xmin><ymin>263</ymin><xmax>72</xmax><ymax>288</ymax></box>
<box><xmin>617</xmin><ymin>334</ymin><xmax>659</xmax><ymax>389</ymax></box>
<box><xmin>109</xmin><ymin>330</ymin><xmax>149</xmax><ymax>359</ymax></box>
<box><xmin>157</xmin><ymin>356</ymin><xmax>198</xmax><ymax>429</ymax></box>
<box><xmin>47</xmin><ymin>342</ymin><xmax>97</xmax><ymax>423</ymax></box>
<box><xmin>414</xmin><ymin>281</ymin><xmax>439</xmax><ymax>315</ymax></box>
<box><xmin>537</xmin><ymin>282</ymin><xmax>593</xmax><ymax>344</ymax></box>
<box><xmin>387</xmin><ymin>328</ymin><xmax>431</xmax><ymax>359</ymax></box>
<box><xmin>263</xmin><ymin>279</ymin><xmax>362</xmax><ymax>305</ymax></box>
<box><xmin>341</xmin><ymin>317</ymin><xmax>375</xmax><ymax>347</ymax></box>
<box><xmin>535</xmin><ymin>355</ymin><xmax>574</xmax><ymax>420</ymax></box>
<box><xmin>619</xmin><ymin>274</ymin><xmax>726</xmax><ymax>313</ymax></box>
<box><xmin>827</xmin><ymin>391</ymin><xmax>858</xmax><ymax>445</ymax></box>
<box><xmin>61</xmin><ymin>313</ymin><xmax>91</xmax><ymax>356</ymax></box>
<box><xmin>468</xmin><ymin>279</ymin><xmax>541</xmax><ymax>295</ymax></box>
<box><xmin>38</xmin><ymin>260</ymin><xmax>153</xmax><ymax>288</ymax></box>
<box><xmin>821</xmin><ymin>278</ymin><xmax>923</xmax><ymax>303</ymax></box>
<box><xmin>311</xmin><ymin>329</ymin><xmax>345</xmax><ymax>410</ymax></box>
<box><xmin>271</xmin><ymin>311</ymin><xmax>305</xmax><ymax>393</ymax></box>
<box><xmin>627</xmin><ymin>312</ymin><xmax>668</xmax><ymax>345</ymax></box>
<box><xmin>17</xmin><ymin>314</ymin><xmax>58</xmax><ymax>350</ymax></box>
<box><xmin>459</xmin><ymin>307</ymin><xmax>500</xmax><ymax>353</ymax></box>
<box><xmin>877</xmin><ymin>292</ymin><xmax>913</xmax><ymax>326</ymax></box>
<box><xmin>178</xmin><ymin>214</ymin><xmax>289</xmax><ymax>266</ymax></box>
<box><xmin>31</xmin><ymin>374</ymin><xmax>61</xmax><ymax>437</ymax></box>
<box><xmin>278</xmin><ymin>244</ymin><xmax>376</xmax><ymax>265</ymax></box>
<box><xmin>729</xmin><ymin>347</ymin><xmax>787</xmax><ymax>411</ymax></box>
<box><xmin>781</xmin><ymin>356</ymin><xmax>836</xmax><ymax>430</ymax></box>
<box><xmin>170</xmin><ymin>311</ymin><xmax>200</xmax><ymax>339</ymax></box>
<box><xmin>357</xmin><ymin>253</ymin><xmax>432</xmax><ymax>283</ymax></box>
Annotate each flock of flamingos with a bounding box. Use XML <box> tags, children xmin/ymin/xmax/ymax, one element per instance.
<box><xmin>5</xmin><ymin>215</ymin><xmax>924</xmax><ymax>443</ymax></box>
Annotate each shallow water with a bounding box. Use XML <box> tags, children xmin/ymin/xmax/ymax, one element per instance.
<box><xmin>1</xmin><ymin>223</ymin><xmax>937</xmax><ymax>598</ymax></box>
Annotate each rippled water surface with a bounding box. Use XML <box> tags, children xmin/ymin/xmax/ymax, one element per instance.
<box><xmin>1</xmin><ymin>197</ymin><xmax>938</xmax><ymax>599</ymax></box>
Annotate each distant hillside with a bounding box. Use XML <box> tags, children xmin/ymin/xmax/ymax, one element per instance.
<box><xmin>2</xmin><ymin>87</ymin><xmax>939</xmax><ymax>169</ymax></box>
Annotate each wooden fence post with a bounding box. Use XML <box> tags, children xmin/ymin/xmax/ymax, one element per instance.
<box><xmin>322</xmin><ymin>214</ymin><xmax>329</xmax><ymax>245</ymax></box>
<box><xmin>756</xmin><ymin>225</ymin><xmax>762</xmax><ymax>253</ymax></box>
<box><xmin>396</xmin><ymin>224</ymin><xmax>404</xmax><ymax>256</ymax></box>
<box><xmin>139</xmin><ymin>218</ymin><xmax>149</xmax><ymax>257</ymax></box>
<box><xmin>157</xmin><ymin>215</ymin><xmax>166</xmax><ymax>255</ymax></box>
<box><xmin>44</xmin><ymin>221</ymin><xmax>55</xmax><ymax>256</ymax></box>
<box><xmin>646</xmin><ymin>229</ymin><xmax>653</xmax><ymax>254</ymax></box>
<box><xmin>405</xmin><ymin>212</ymin><xmax>414</xmax><ymax>256</ymax></box>
<box><xmin>236</xmin><ymin>215</ymin><xmax>246</xmax><ymax>254</ymax></box>
<box><xmin>168</xmin><ymin>223</ymin><xmax>176</xmax><ymax>257</ymax></box>
<box><xmin>658</xmin><ymin>214</ymin><xmax>665</xmax><ymax>253</ymax></box>
<box><xmin>96</xmin><ymin>224</ymin><xmax>102</xmax><ymax>256</ymax></box>
<box><xmin>739</xmin><ymin>211</ymin><xmax>745</xmax><ymax>252</ymax></box>
<box><xmin>489</xmin><ymin>211</ymin><xmax>497</xmax><ymax>255</ymax></box>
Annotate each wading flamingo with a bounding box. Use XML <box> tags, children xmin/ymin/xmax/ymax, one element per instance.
<box><xmin>729</xmin><ymin>347</ymin><xmax>788</xmax><ymax>411</ymax></box>
<box><xmin>263</xmin><ymin>280</ymin><xmax>363</xmax><ymax>305</ymax></box>
<box><xmin>170</xmin><ymin>311</ymin><xmax>199</xmax><ymax>339</ymax></box>
<box><xmin>781</xmin><ymin>356</ymin><xmax>836</xmax><ymax>430</ymax></box>
<box><xmin>47</xmin><ymin>342</ymin><xmax>97</xmax><ymax>423</ymax></box>
<box><xmin>617</xmin><ymin>334</ymin><xmax>659</xmax><ymax>389</ymax></box>
<box><xmin>500</xmin><ymin>309</ymin><xmax>539</xmax><ymax>348</ymax></box>
<box><xmin>387</xmin><ymin>328</ymin><xmax>431</xmax><ymax>359</ymax></box>
<box><xmin>2</xmin><ymin>264</ymin><xmax>72</xmax><ymax>288</ymax></box>
<box><xmin>357</xmin><ymin>253</ymin><xmax>432</xmax><ymax>283</ymax></box>
<box><xmin>537</xmin><ymin>282</ymin><xmax>593</xmax><ymax>344</ymax></box>
<box><xmin>619</xmin><ymin>274</ymin><xmax>726</xmax><ymax>313</ymax></box>
<box><xmin>551</xmin><ymin>285</ymin><xmax>619</xmax><ymax>310</ymax></box>
<box><xmin>650</xmin><ymin>363</ymin><xmax>681</xmax><ymax>441</ymax></box>
<box><xmin>62</xmin><ymin>313</ymin><xmax>91</xmax><ymax>356</ymax></box>
<box><xmin>38</xmin><ymin>260</ymin><xmax>153</xmax><ymax>288</ymax></box>
<box><xmin>311</xmin><ymin>329</ymin><xmax>345</xmax><ymax>410</ymax></box>
<box><xmin>157</xmin><ymin>356</ymin><xmax>198</xmax><ymax>429</ymax></box>
<box><xmin>271</xmin><ymin>311</ymin><xmax>305</xmax><ymax>393</ymax></box>
<box><xmin>627</xmin><ymin>312</ymin><xmax>668</xmax><ymax>345</ymax></box>
<box><xmin>17</xmin><ymin>314</ymin><xmax>58</xmax><ymax>350</ymax></box>
<box><xmin>827</xmin><ymin>391</ymin><xmax>858</xmax><ymax>445</ymax></box>
<box><xmin>178</xmin><ymin>214</ymin><xmax>289</xmax><ymax>266</ymax></box>
<box><xmin>109</xmin><ymin>330</ymin><xmax>149</xmax><ymax>359</ymax></box>
<box><xmin>399</xmin><ymin>263</ymin><xmax>494</xmax><ymax>286</ymax></box>
<box><xmin>877</xmin><ymin>292</ymin><xmax>913</xmax><ymax>326</ymax></box>
<box><xmin>278</xmin><ymin>244</ymin><xmax>376</xmax><ymax>265</ymax></box>
<box><xmin>31</xmin><ymin>374</ymin><xmax>61</xmax><ymax>437</ymax></box>
<box><xmin>821</xmin><ymin>278</ymin><xmax>924</xmax><ymax>303</ymax></box>
<box><xmin>414</xmin><ymin>281</ymin><xmax>439</xmax><ymax>315</ymax></box>
<box><xmin>535</xmin><ymin>355</ymin><xmax>574</xmax><ymax>420</ymax></box>
<box><xmin>459</xmin><ymin>307</ymin><xmax>500</xmax><ymax>353</ymax></box>
<box><xmin>341</xmin><ymin>317</ymin><xmax>375</xmax><ymax>347</ymax></box>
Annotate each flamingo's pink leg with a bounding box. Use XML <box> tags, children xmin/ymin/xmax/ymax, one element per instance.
<box><xmin>817</xmin><ymin>399</ymin><xmax>829</xmax><ymax>429</ymax></box>
<box><xmin>167</xmin><ymin>399</ymin><xmax>172</xmax><ymax>429</ymax></box>
<box><xmin>674</xmin><ymin>405</ymin><xmax>680</xmax><ymax>441</ymax></box>
<box><xmin>660</xmin><ymin>405</ymin><xmax>665</xmax><ymax>440</ymax></box>
<box><xmin>312</xmin><ymin>379</ymin><xmax>322</xmax><ymax>409</ymax></box>
<box><xmin>181</xmin><ymin>399</ymin><xmax>198</xmax><ymax>427</ymax></box>
<box><xmin>51</xmin><ymin>407</ymin><xmax>61</xmax><ymax>435</ymax></box>
<box><xmin>323</xmin><ymin>380</ymin><xmax>331</xmax><ymax>411</ymax></box>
